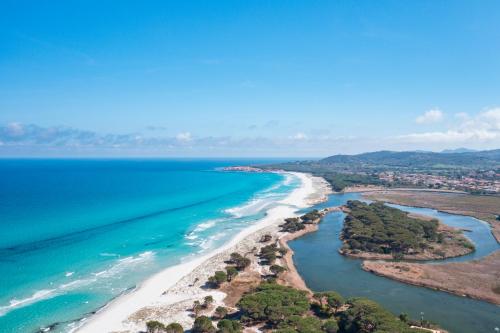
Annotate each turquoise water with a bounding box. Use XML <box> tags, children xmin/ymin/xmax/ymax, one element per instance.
<box><xmin>291</xmin><ymin>193</ymin><xmax>500</xmax><ymax>333</ymax></box>
<box><xmin>0</xmin><ymin>159</ymin><xmax>298</xmax><ymax>333</ymax></box>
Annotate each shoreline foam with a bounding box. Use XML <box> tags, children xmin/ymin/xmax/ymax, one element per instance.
<box><xmin>74</xmin><ymin>172</ymin><xmax>331</xmax><ymax>333</ymax></box>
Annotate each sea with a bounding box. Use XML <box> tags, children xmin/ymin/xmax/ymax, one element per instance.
<box><xmin>0</xmin><ymin>159</ymin><xmax>299</xmax><ymax>333</ymax></box>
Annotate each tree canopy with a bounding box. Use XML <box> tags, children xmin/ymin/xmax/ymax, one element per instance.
<box><xmin>237</xmin><ymin>283</ymin><xmax>310</xmax><ymax>326</ymax></box>
<box><xmin>342</xmin><ymin>200</ymin><xmax>439</xmax><ymax>255</ymax></box>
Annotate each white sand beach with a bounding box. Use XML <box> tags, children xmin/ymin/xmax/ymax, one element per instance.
<box><xmin>74</xmin><ymin>172</ymin><xmax>330</xmax><ymax>333</ymax></box>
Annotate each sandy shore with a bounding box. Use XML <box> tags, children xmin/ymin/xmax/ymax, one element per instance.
<box><xmin>74</xmin><ymin>172</ymin><xmax>331</xmax><ymax>333</ymax></box>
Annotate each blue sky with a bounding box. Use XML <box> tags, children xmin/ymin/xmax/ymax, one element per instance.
<box><xmin>1</xmin><ymin>0</ymin><xmax>499</xmax><ymax>157</ymax></box>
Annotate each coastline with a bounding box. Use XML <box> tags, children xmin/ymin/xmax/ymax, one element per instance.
<box><xmin>74</xmin><ymin>172</ymin><xmax>331</xmax><ymax>333</ymax></box>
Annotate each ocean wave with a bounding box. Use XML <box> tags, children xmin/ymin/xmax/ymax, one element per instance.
<box><xmin>0</xmin><ymin>251</ymin><xmax>155</xmax><ymax>317</ymax></box>
<box><xmin>225</xmin><ymin>173</ymin><xmax>294</xmax><ymax>218</ymax></box>
<box><xmin>0</xmin><ymin>289</ymin><xmax>58</xmax><ymax>316</ymax></box>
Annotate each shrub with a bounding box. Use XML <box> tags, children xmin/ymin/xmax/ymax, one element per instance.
<box><xmin>280</xmin><ymin>217</ymin><xmax>305</xmax><ymax>233</ymax></box>
<box><xmin>193</xmin><ymin>300</ymin><xmax>202</xmax><ymax>317</ymax></box>
<box><xmin>214</xmin><ymin>306</ymin><xmax>228</xmax><ymax>319</ymax></box>
<box><xmin>313</xmin><ymin>291</ymin><xmax>344</xmax><ymax>315</ymax></box>
<box><xmin>300</xmin><ymin>210</ymin><xmax>322</xmax><ymax>224</ymax></box>
<box><xmin>226</xmin><ymin>266</ymin><xmax>239</xmax><ymax>281</ymax></box>
<box><xmin>270</xmin><ymin>264</ymin><xmax>286</xmax><ymax>276</ymax></box>
<box><xmin>192</xmin><ymin>316</ymin><xmax>216</xmax><ymax>333</ymax></box>
<box><xmin>203</xmin><ymin>295</ymin><xmax>214</xmax><ymax>308</ymax></box>
<box><xmin>146</xmin><ymin>320</ymin><xmax>166</xmax><ymax>333</ymax></box>
<box><xmin>165</xmin><ymin>323</ymin><xmax>184</xmax><ymax>333</ymax></box>
<box><xmin>216</xmin><ymin>319</ymin><xmax>242</xmax><ymax>333</ymax></box>
<box><xmin>208</xmin><ymin>271</ymin><xmax>227</xmax><ymax>288</ymax></box>
<box><xmin>322</xmin><ymin>319</ymin><xmax>339</xmax><ymax>333</ymax></box>
<box><xmin>260</xmin><ymin>234</ymin><xmax>273</xmax><ymax>242</ymax></box>
<box><xmin>229</xmin><ymin>253</ymin><xmax>251</xmax><ymax>270</ymax></box>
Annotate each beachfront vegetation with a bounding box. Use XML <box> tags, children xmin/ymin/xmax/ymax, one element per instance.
<box><xmin>229</xmin><ymin>252</ymin><xmax>251</xmax><ymax>270</ymax></box>
<box><xmin>342</xmin><ymin>200</ymin><xmax>440</xmax><ymax>255</ymax></box>
<box><xmin>204</xmin><ymin>295</ymin><xmax>214</xmax><ymax>308</ymax></box>
<box><xmin>192</xmin><ymin>316</ymin><xmax>216</xmax><ymax>333</ymax></box>
<box><xmin>214</xmin><ymin>306</ymin><xmax>228</xmax><ymax>319</ymax></box>
<box><xmin>258</xmin><ymin>244</ymin><xmax>287</xmax><ymax>265</ymax></box>
<box><xmin>270</xmin><ymin>264</ymin><xmax>286</xmax><ymax>276</ymax></box>
<box><xmin>225</xmin><ymin>266</ymin><xmax>239</xmax><ymax>281</ymax></box>
<box><xmin>208</xmin><ymin>271</ymin><xmax>228</xmax><ymax>288</ymax></box>
<box><xmin>300</xmin><ymin>209</ymin><xmax>322</xmax><ymax>224</ymax></box>
<box><xmin>260</xmin><ymin>234</ymin><xmax>273</xmax><ymax>242</ymax></box>
<box><xmin>193</xmin><ymin>300</ymin><xmax>203</xmax><ymax>317</ymax></box>
<box><xmin>280</xmin><ymin>217</ymin><xmax>306</xmax><ymax>233</ymax></box>
<box><xmin>146</xmin><ymin>321</ymin><xmax>184</xmax><ymax>333</ymax></box>
<box><xmin>166</xmin><ymin>323</ymin><xmax>184</xmax><ymax>333</ymax></box>
<box><xmin>146</xmin><ymin>320</ymin><xmax>167</xmax><ymax>333</ymax></box>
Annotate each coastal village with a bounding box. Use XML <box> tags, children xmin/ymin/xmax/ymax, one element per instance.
<box><xmin>378</xmin><ymin>171</ymin><xmax>500</xmax><ymax>194</ymax></box>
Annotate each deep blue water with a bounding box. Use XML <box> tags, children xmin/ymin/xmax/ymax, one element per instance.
<box><xmin>0</xmin><ymin>159</ymin><xmax>298</xmax><ymax>333</ymax></box>
<box><xmin>291</xmin><ymin>193</ymin><xmax>500</xmax><ymax>333</ymax></box>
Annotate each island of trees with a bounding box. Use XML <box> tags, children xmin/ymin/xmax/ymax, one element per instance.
<box><xmin>341</xmin><ymin>200</ymin><xmax>474</xmax><ymax>260</ymax></box>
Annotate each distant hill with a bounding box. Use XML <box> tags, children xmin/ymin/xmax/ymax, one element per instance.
<box><xmin>262</xmin><ymin>149</ymin><xmax>499</xmax><ymax>192</ymax></box>
<box><xmin>319</xmin><ymin>149</ymin><xmax>500</xmax><ymax>170</ymax></box>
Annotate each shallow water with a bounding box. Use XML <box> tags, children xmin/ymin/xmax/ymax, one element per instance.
<box><xmin>0</xmin><ymin>159</ymin><xmax>298</xmax><ymax>333</ymax></box>
<box><xmin>291</xmin><ymin>193</ymin><xmax>500</xmax><ymax>333</ymax></box>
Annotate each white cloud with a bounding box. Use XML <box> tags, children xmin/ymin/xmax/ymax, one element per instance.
<box><xmin>401</xmin><ymin>107</ymin><xmax>500</xmax><ymax>143</ymax></box>
<box><xmin>291</xmin><ymin>132</ymin><xmax>307</xmax><ymax>140</ymax></box>
<box><xmin>415</xmin><ymin>108</ymin><xmax>444</xmax><ymax>124</ymax></box>
<box><xmin>176</xmin><ymin>132</ymin><xmax>192</xmax><ymax>142</ymax></box>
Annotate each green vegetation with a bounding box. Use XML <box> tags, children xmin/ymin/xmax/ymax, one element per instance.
<box><xmin>270</xmin><ymin>264</ymin><xmax>287</xmax><ymax>276</ymax></box>
<box><xmin>260</xmin><ymin>234</ymin><xmax>273</xmax><ymax>242</ymax></box>
<box><xmin>300</xmin><ymin>210</ymin><xmax>322</xmax><ymax>224</ymax></box>
<box><xmin>338</xmin><ymin>298</ymin><xmax>422</xmax><ymax>333</ymax></box>
<box><xmin>214</xmin><ymin>306</ymin><xmax>228</xmax><ymax>319</ymax></box>
<box><xmin>263</xmin><ymin>149</ymin><xmax>500</xmax><ymax>193</ymax></box>
<box><xmin>342</xmin><ymin>200</ymin><xmax>439</xmax><ymax>256</ymax></box>
<box><xmin>225</xmin><ymin>266</ymin><xmax>239</xmax><ymax>281</ymax></box>
<box><xmin>322</xmin><ymin>173</ymin><xmax>383</xmax><ymax>192</ymax></box>
<box><xmin>217</xmin><ymin>319</ymin><xmax>242</xmax><ymax>333</ymax></box>
<box><xmin>146</xmin><ymin>321</ymin><xmax>183</xmax><ymax>333</ymax></box>
<box><xmin>322</xmin><ymin>320</ymin><xmax>339</xmax><ymax>333</ymax></box>
<box><xmin>259</xmin><ymin>244</ymin><xmax>287</xmax><ymax>265</ymax></box>
<box><xmin>229</xmin><ymin>252</ymin><xmax>251</xmax><ymax>270</ymax></box>
<box><xmin>165</xmin><ymin>323</ymin><xmax>184</xmax><ymax>333</ymax></box>
<box><xmin>313</xmin><ymin>291</ymin><xmax>345</xmax><ymax>315</ymax></box>
<box><xmin>204</xmin><ymin>295</ymin><xmax>214</xmax><ymax>308</ymax></box>
<box><xmin>193</xmin><ymin>300</ymin><xmax>203</xmax><ymax>317</ymax></box>
<box><xmin>208</xmin><ymin>271</ymin><xmax>227</xmax><ymax>288</ymax></box>
<box><xmin>146</xmin><ymin>320</ymin><xmax>167</xmax><ymax>333</ymax></box>
<box><xmin>192</xmin><ymin>316</ymin><xmax>216</xmax><ymax>333</ymax></box>
<box><xmin>280</xmin><ymin>217</ymin><xmax>306</xmax><ymax>233</ymax></box>
<box><xmin>276</xmin><ymin>315</ymin><xmax>324</xmax><ymax>333</ymax></box>
<box><xmin>238</xmin><ymin>283</ymin><xmax>310</xmax><ymax>326</ymax></box>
